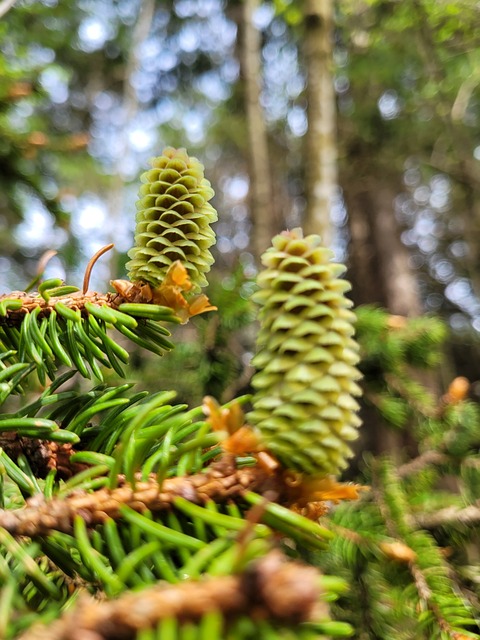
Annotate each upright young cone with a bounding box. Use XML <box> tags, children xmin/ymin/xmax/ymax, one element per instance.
<box><xmin>126</xmin><ymin>147</ymin><xmax>217</xmax><ymax>292</ymax></box>
<box><xmin>248</xmin><ymin>229</ymin><xmax>362</xmax><ymax>476</ymax></box>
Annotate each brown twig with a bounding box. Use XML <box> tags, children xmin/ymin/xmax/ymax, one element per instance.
<box><xmin>415</xmin><ymin>503</ymin><xmax>480</xmax><ymax>530</ymax></box>
<box><xmin>398</xmin><ymin>451</ymin><xmax>449</xmax><ymax>478</ymax></box>
<box><xmin>0</xmin><ymin>0</ymin><xmax>18</xmax><ymax>19</ymax></box>
<box><xmin>410</xmin><ymin>558</ymin><xmax>460</xmax><ymax>639</ymax></box>
<box><xmin>19</xmin><ymin>551</ymin><xmax>324</xmax><ymax>640</ymax></box>
<box><xmin>36</xmin><ymin>249</ymin><xmax>58</xmax><ymax>276</ymax></box>
<box><xmin>234</xmin><ymin>490</ymin><xmax>278</xmax><ymax>568</ymax></box>
<box><xmin>24</xmin><ymin>250</ymin><xmax>58</xmax><ymax>293</ymax></box>
<box><xmin>374</xmin><ymin>461</ymin><xmax>469</xmax><ymax>636</ymax></box>
<box><xmin>0</xmin><ymin>460</ymin><xmax>276</xmax><ymax>537</ymax></box>
<box><xmin>83</xmin><ymin>243</ymin><xmax>114</xmax><ymax>294</ymax></box>
<box><xmin>0</xmin><ymin>290</ymin><xmax>121</xmax><ymax>326</ymax></box>
<box><xmin>383</xmin><ymin>372</ymin><xmax>437</xmax><ymax>418</ymax></box>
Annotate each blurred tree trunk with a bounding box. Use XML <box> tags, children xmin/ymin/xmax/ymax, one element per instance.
<box><xmin>107</xmin><ymin>0</ymin><xmax>155</xmax><ymax>278</ymax></box>
<box><xmin>411</xmin><ymin>0</ymin><xmax>480</xmax><ymax>301</ymax></box>
<box><xmin>344</xmin><ymin>177</ymin><xmax>422</xmax><ymax>316</ymax></box>
<box><xmin>241</xmin><ymin>0</ymin><xmax>275</xmax><ymax>262</ymax></box>
<box><xmin>303</xmin><ymin>0</ymin><xmax>337</xmax><ymax>245</ymax></box>
<box><xmin>343</xmin><ymin>167</ymin><xmax>424</xmax><ymax>459</ymax></box>
<box><xmin>0</xmin><ymin>0</ymin><xmax>18</xmax><ymax>19</ymax></box>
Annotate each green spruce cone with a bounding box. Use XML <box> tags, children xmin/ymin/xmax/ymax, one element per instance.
<box><xmin>248</xmin><ymin>229</ymin><xmax>362</xmax><ymax>476</ymax></box>
<box><xmin>126</xmin><ymin>147</ymin><xmax>217</xmax><ymax>292</ymax></box>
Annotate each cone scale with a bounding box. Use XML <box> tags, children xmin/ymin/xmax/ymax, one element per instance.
<box><xmin>248</xmin><ymin>229</ymin><xmax>362</xmax><ymax>476</ymax></box>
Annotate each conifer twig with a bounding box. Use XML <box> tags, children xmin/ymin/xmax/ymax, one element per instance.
<box><xmin>82</xmin><ymin>243</ymin><xmax>114</xmax><ymax>294</ymax></box>
<box><xmin>0</xmin><ymin>290</ymin><xmax>119</xmax><ymax>324</ymax></box>
<box><xmin>375</xmin><ymin>460</ymin><xmax>475</xmax><ymax>636</ymax></box>
<box><xmin>398</xmin><ymin>451</ymin><xmax>449</xmax><ymax>477</ymax></box>
<box><xmin>25</xmin><ymin>250</ymin><xmax>58</xmax><ymax>292</ymax></box>
<box><xmin>0</xmin><ymin>460</ymin><xmax>275</xmax><ymax>537</ymax></box>
<box><xmin>415</xmin><ymin>503</ymin><xmax>480</xmax><ymax>530</ymax></box>
<box><xmin>19</xmin><ymin>551</ymin><xmax>324</xmax><ymax>640</ymax></box>
<box><xmin>0</xmin><ymin>0</ymin><xmax>17</xmax><ymax>19</ymax></box>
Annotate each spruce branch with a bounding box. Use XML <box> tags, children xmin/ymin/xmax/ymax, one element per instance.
<box><xmin>0</xmin><ymin>460</ymin><xmax>275</xmax><ymax>537</ymax></box>
<box><xmin>375</xmin><ymin>459</ymin><xmax>478</xmax><ymax>637</ymax></box>
<box><xmin>397</xmin><ymin>388</ymin><xmax>480</xmax><ymax>479</ymax></box>
<box><xmin>18</xmin><ymin>551</ymin><xmax>326</xmax><ymax>640</ymax></box>
<box><xmin>0</xmin><ymin>287</ymin><xmax>178</xmax><ymax>383</ymax></box>
<box><xmin>0</xmin><ymin>258</ymin><xmax>219</xmax><ymax>385</ymax></box>
<box><xmin>0</xmin><ymin>456</ymin><xmax>339</xmax><ymax>553</ymax></box>
<box><xmin>0</xmin><ymin>146</ymin><xmax>376</xmax><ymax>639</ymax></box>
<box><xmin>0</xmin><ymin>288</ymin><xmax>167</xmax><ymax>324</ymax></box>
<box><xmin>383</xmin><ymin>371</ymin><xmax>437</xmax><ymax>418</ymax></box>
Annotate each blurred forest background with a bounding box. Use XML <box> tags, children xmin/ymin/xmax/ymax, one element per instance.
<box><xmin>2</xmin><ymin>0</ymin><xmax>480</xmax><ymax>434</ymax></box>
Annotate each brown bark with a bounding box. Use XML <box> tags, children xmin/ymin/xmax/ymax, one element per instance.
<box><xmin>19</xmin><ymin>551</ymin><xmax>323</xmax><ymax>640</ymax></box>
<box><xmin>345</xmin><ymin>179</ymin><xmax>421</xmax><ymax>316</ymax></box>
<box><xmin>412</xmin><ymin>0</ymin><xmax>480</xmax><ymax>301</ymax></box>
<box><xmin>0</xmin><ymin>0</ymin><xmax>17</xmax><ymax>19</ymax></box>
<box><xmin>371</xmin><ymin>186</ymin><xmax>422</xmax><ymax>316</ymax></box>
<box><xmin>460</xmin><ymin>188</ymin><xmax>480</xmax><ymax>301</ymax></box>
<box><xmin>303</xmin><ymin>0</ymin><xmax>337</xmax><ymax>245</ymax></box>
<box><xmin>415</xmin><ymin>503</ymin><xmax>480</xmax><ymax>530</ymax></box>
<box><xmin>0</xmin><ymin>289</ymin><xmax>117</xmax><ymax>324</ymax></box>
<box><xmin>241</xmin><ymin>0</ymin><xmax>275</xmax><ymax>261</ymax></box>
<box><xmin>106</xmin><ymin>0</ymin><xmax>156</xmax><ymax>279</ymax></box>
<box><xmin>343</xmin><ymin>172</ymin><xmax>425</xmax><ymax>458</ymax></box>
<box><xmin>0</xmin><ymin>460</ymin><xmax>274</xmax><ymax>537</ymax></box>
<box><xmin>344</xmin><ymin>187</ymin><xmax>389</xmax><ymax>309</ymax></box>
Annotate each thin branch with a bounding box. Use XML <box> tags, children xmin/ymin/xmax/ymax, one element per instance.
<box><xmin>374</xmin><ymin>461</ymin><xmax>461</xmax><ymax>635</ymax></box>
<box><xmin>415</xmin><ymin>503</ymin><xmax>480</xmax><ymax>530</ymax></box>
<box><xmin>82</xmin><ymin>243</ymin><xmax>114</xmax><ymax>294</ymax></box>
<box><xmin>451</xmin><ymin>71</ymin><xmax>480</xmax><ymax>123</ymax></box>
<box><xmin>25</xmin><ymin>250</ymin><xmax>58</xmax><ymax>293</ymax></box>
<box><xmin>0</xmin><ymin>0</ymin><xmax>18</xmax><ymax>19</ymax></box>
<box><xmin>409</xmin><ymin>560</ymin><xmax>432</xmax><ymax>601</ymax></box>
<box><xmin>36</xmin><ymin>250</ymin><xmax>58</xmax><ymax>277</ymax></box>
<box><xmin>398</xmin><ymin>451</ymin><xmax>449</xmax><ymax>478</ymax></box>
<box><xmin>383</xmin><ymin>373</ymin><xmax>437</xmax><ymax>417</ymax></box>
